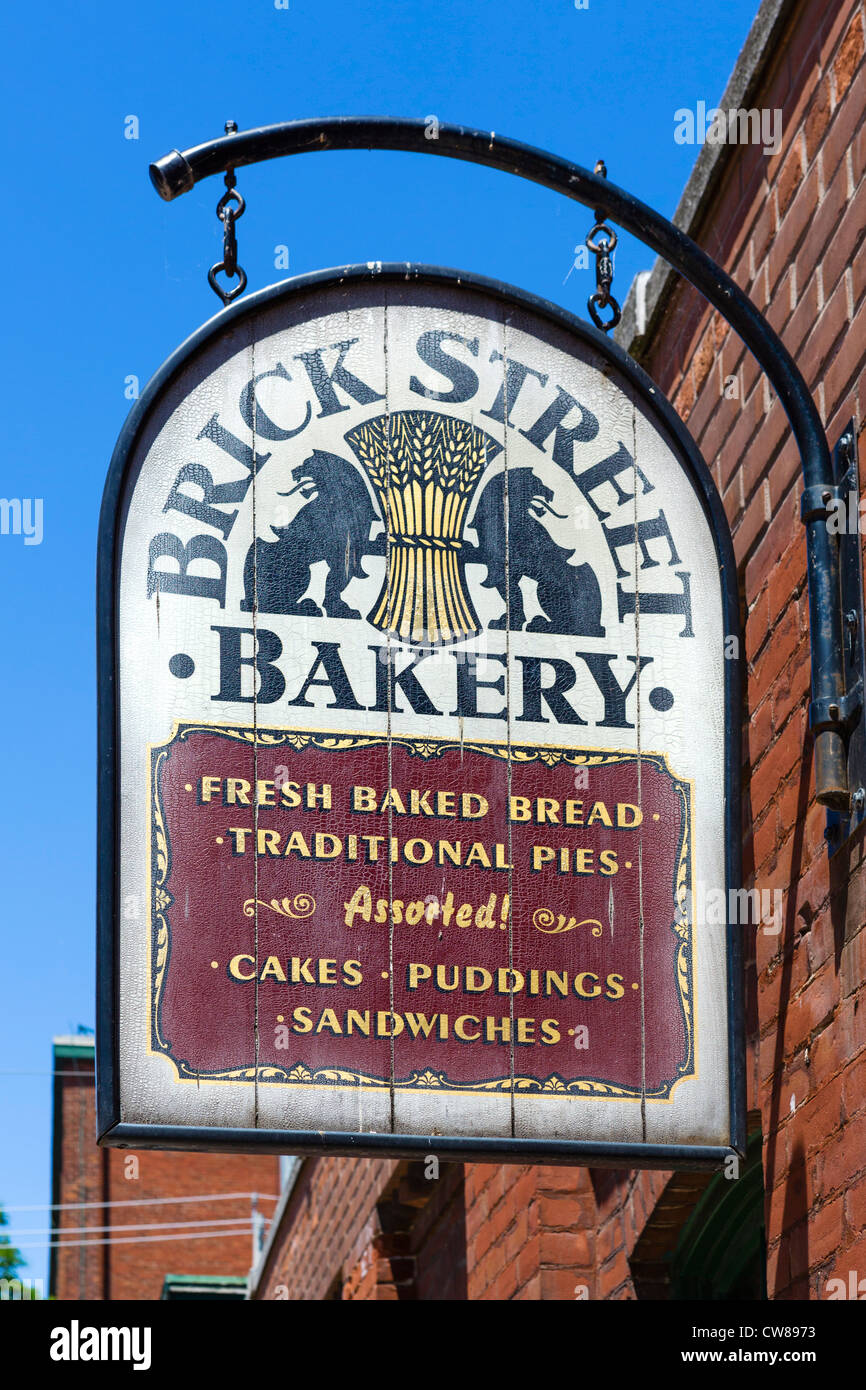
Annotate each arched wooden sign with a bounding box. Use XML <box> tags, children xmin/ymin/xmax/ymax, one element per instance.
<box><xmin>98</xmin><ymin>266</ymin><xmax>743</xmax><ymax>1167</ymax></box>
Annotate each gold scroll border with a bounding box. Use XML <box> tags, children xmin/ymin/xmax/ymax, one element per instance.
<box><xmin>148</xmin><ymin>722</ymin><xmax>694</xmax><ymax>1100</ymax></box>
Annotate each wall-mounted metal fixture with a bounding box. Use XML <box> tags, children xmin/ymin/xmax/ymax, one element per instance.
<box><xmin>820</xmin><ymin>422</ymin><xmax>866</xmax><ymax>851</ymax></box>
<box><xmin>149</xmin><ymin>116</ymin><xmax>852</xmax><ymax>813</ymax></box>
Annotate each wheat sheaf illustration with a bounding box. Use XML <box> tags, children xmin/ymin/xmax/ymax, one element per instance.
<box><xmin>344</xmin><ymin>410</ymin><xmax>502</xmax><ymax>645</ymax></box>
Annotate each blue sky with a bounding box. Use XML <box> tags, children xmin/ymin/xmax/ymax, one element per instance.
<box><xmin>1</xmin><ymin>0</ymin><xmax>761</xmax><ymax>1287</ymax></box>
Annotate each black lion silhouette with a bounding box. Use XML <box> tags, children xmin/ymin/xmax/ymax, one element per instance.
<box><xmin>468</xmin><ymin>468</ymin><xmax>605</xmax><ymax>636</ymax></box>
<box><xmin>241</xmin><ymin>449</ymin><xmax>384</xmax><ymax>618</ymax></box>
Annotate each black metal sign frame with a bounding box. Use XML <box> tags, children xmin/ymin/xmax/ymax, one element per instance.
<box><xmin>98</xmin><ymin>262</ymin><xmax>744</xmax><ymax>1169</ymax></box>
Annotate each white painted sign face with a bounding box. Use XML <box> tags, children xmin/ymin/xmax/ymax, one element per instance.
<box><xmin>99</xmin><ymin>269</ymin><xmax>742</xmax><ymax>1164</ymax></box>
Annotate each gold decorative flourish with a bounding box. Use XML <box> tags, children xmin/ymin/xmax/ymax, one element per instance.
<box><xmin>533</xmin><ymin>907</ymin><xmax>603</xmax><ymax>937</ymax></box>
<box><xmin>543</xmin><ymin>1075</ymin><xmax>567</xmax><ymax>1093</ymax></box>
<box><xmin>150</xmin><ymin>748</ymin><xmax>172</xmax><ymax>1052</ymax></box>
<box><xmin>242</xmin><ymin>894</ymin><xmax>316</xmax><ymax>920</ymax></box>
<box><xmin>412</xmin><ymin>1069</ymin><xmax>447</xmax><ymax>1087</ymax></box>
<box><xmin>172</xmin><ymin>723</ymin><xmax>665</xmax><ymax>775</ymax></box>
<box><xmin>671</xmin><ymin>779</ymin><xmax>694</xmax><ymax>1078</ymax></box>
<box><xmin>175</xmin><ymin>1058</ymin><xmax>387</xmax><ymax>1087</ymax></box>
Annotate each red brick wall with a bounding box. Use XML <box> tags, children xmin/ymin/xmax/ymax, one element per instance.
<box><xmin>256</xmin><ymin>1156</ymin><xmax>397</xmax><ymax>1299</ymax></box>
<box><xmin>256</xmin><ymin>1158</ymin><xmax>468</xmax><ymax>1300</ymax></box>
<box><xmin>622</xmin><ymin>0</ymin><xmax>866</xmax><ymax>1302</ymax></box>
<box><xmin>464</xmin><ymin>1164</ymin><xmax>595</xmax><ymax>1300</ymax></box>
<box><xmin>51</xmin><ymin>1048</ymin><xmax>280</xmax><ymax>1301</ymax></box>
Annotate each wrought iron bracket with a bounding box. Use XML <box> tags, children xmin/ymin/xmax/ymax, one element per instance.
<box><xmin>823</xmin><ymin>424</ymin><xmax>866</xmax><ymax>852</ymax></box>
<box><xmin>148</xmin><ymin>116</ymin><xmax>849</xmax><ymax>811</ymax></box>
<box><xmin>801</xmin><ymin>483</ymin><xmax>848</xmax><ymax>523</ymax></box>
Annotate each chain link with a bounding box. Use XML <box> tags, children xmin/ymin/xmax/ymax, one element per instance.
<box><xmin>586</xmin><ymin>159</ymin><xmax>622</xmax><ymax>333</ymax></box>
<box><xmin>208</xmin><ymin>125</ymin><xmax>248</xmax><ymax>305</ymax></box>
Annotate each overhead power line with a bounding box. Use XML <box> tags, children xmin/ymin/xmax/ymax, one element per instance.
<box><xmin>3</xmin><ymin>1191</ymin><xmax>280</xmax><ymax>1214</ymax></box>
<box><xmin>13</xmin><ymin>1227</ymin><xmax>254</xmax><ymax>1252</ymax></box>
<box><xmin>7</xmin><ymin>1216</ymin><xmax>265</xmax><ymax>1238</ymax></box>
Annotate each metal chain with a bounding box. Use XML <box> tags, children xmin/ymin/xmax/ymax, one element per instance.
<box><xmin>208</xmin><ymin>122</ymin><xmax>248</xmax><ymax>306</ymax></box>
<box><xmin>586</xmin><ymin>159</ymin><xmax>622</xmax><ymax>333</ymax></box>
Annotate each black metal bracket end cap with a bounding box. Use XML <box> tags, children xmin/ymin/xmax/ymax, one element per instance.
<box><xmin>149</xmin><ymin>149</ymin><xmax>195</xmax><ymax>201</ymax></box>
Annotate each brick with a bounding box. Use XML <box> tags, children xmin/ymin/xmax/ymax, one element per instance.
<box><xmin>801</xmin><ymin>798</ymin><xmax>830</xmax><ymax>863</ymax></box>
<box><xmin>841</xmin><ymin>927</ymin><xmax>866</xmax><ymax>998</ymax></box>
<box><xmin>752</xmin><ymin>806</ymin><xmax>779</xmax><ymax>879</ymax></box>
<box><xmin>744</xmin><ymin>483</ymin><xmax>800</xmax><ymax>597</ymax></box>
<box><xmin>511</xmin><ymin>1273</ymin><xmax>539</xmax><ymax>1300</ymax></box>
<box><xmin>844</xmin><ymin>1171</ymin><xmax>866</xmax><ymax>1234</ymax></box>
<box><xmin>724</xmin><ymin>390</ymin><xmax>766</xmax><ymax>494</ymax></box>
<box><xmin>538</xmin><ymin>1194</ymin><xmax>589</xmax><ymax>1229</ymax></box>
<box><xmin>822</xmin><ymin>172</ymin><xmax>866</xmax><ymax>306</ymax></box>
<box><xmin>598</xmin><ymin>1245</ymin><xmax>634</xmax><ymax>1299</ymax></box>
<box><xmin>833</xmin><ymin>11</ymin><xmax>865</xmax><ymax>103</ymax></box>
<box><xmin>691</xmin><ymin>326</ymin><xmax>716</xmax><ymax>397</ymax></box>
<box><xmin>797</xmin><ymin>275</ymin><xmax>849</xmax><ymax>386</ymax></box>
<box><xmin>777</xmin><ymin>138</ymin><xmax>806</xmax><ymax>219</ymax></box>
<box><xmin>740</xmin><ymin>347</ymin><xmax>763</xmax><ymax>409</ymax></box>
<box><xmin>750</xmin><ymin>709</ymin><xmax>807</xmax><ymax>816</ymax></box>
<box><xmin>733</xmin><ymin>473</ymin><xmax>771</xmax><ymax>556</ymax></box>
<box><xmin>766</xmin><ymin>436</ymin><xmax>805</xmax><ymax>532</ymax></box>
<box><xmin>817</xmin><ymin>1110</ymin><xmax>866</xmax><ymax>1194</ymax></box>
<box><xmin>539</xmin><ymin>1230</ymin><xmax>592</xmax><ymax>1267</ymax></box>
<box><xmin>745</xmin><ymin>586</ymin><xmax>771</xmax><ymax>660</ymax></box>
<box><xmin>539</xmin><ymin>1267</ymin><xmax>590</xmax><ymax>1301</ymax></box>
<box><xmin>772</xmin><ymin>636</ymin><xmax>810</xmax><ymax>730</ymax></box>
<box><xmin>596</xmin><ymin>1217</ymin><xmax>621</xmax><ymax>1265</ymax></box>
<box><xmin>856</xmin><ymin>99</ymin><xmax>866</xmax><ymax>184</ymax></box>
<box><xmin>841</xmin><ymin>1046</ymin><xmax>866</xmax><ymax>1122</ymax></box>
<box><xmin>766</xmin><ymin>1146</ymin><xmax>810</xmax><ymax>1237</ymax></box>
<box><xmin>768</xmin><ymin>165</ymin><xmax>819</xmax><ymax>295</ymax></box>
<box><xmin>766</xmin><ymin>532</ymin><xmax>807</xmax><ymax>620</ymax></box>
<box><xmin>673</xmin><ymin>370</ymin><xmax>695</xmax><ymax>420</ymax></box>
<box><xmin>767</xmin><ymin>262</ymin><xmax>797</xmax><ymax>336</ymax></box>
<box><xmin>757</xmin><ymin>943</ymin><xmax>809</xmax><ymax>1025</ymax></box>
<box><xmin>504</xmin><ymin>1208</ymin><xmax>530</xmax><ymax>1264</ymax></box>
<box><xmin>853</xmin><ymin>228</ymin><xmax>866</xmax><ymax>312</ymax></box>
<box><xmin>750</xmin><ymin>599</ymin><xmax>802</xmax><ymax>691</ymax></box>
<box><xmin>749</xmin><ymin>406</ymin><xmax>795</xmax><ymax>513</ymax></box>
<box><xmin>790</xmin><ymin>157</ymin><xmax>850</xmax><ymax>295</ymax></box>
<box><xmin>837</xmin><ymin>1232</ymin><xmax>866</xmax><ymax>1287</ymax></box>
<box><xmin>797</xmin><ymin>1070</ymin><xmax>846</xmax><ymax>1155</ymax></box>
<box><xmin>822</xmin><ymin>58</ymin><xmax>866</xmax><ymax>186</ymax></box>
<box><xmin>809</xmin><ymin>1196</ymin><xmax>846</xmax><ymax>1267</ymax></box>
<box><xmin>805</xmin><ymin>78</ymin><xmax>832</xmax><ymax>164</ymax></box>
<box><xmin>686</xmin><ymin>366</ymin><xmax>725</xmax><ymax>447</ymax></box>
<box><xmin>748</xmin><ymin>693</ymin><xmax>775</xmax><ymax>765</ymax></box>
<box><xmin>779</xmin><ymin>269</ymin><xmax>819</xmax><ymax>361</ymax></box>
<box><xmin>824</xmin><ymin>289</ymin><xmax>866</xmax><ymax>422</ymax></box>
<box><xmin>787</xmin><ymin>958</ymin><xmax>839</xmax><ymax>1052</ymax></box>
<box><xmin>721</xmin><ymin>334</ymin><xmax>746</xmax><ymax>390</ymax></box>
<box><xmin>766</xmin><ymin>1238</ymin><xmax>791</xmax><ymax>1295</ymax></box>
<box><xmin>702</xmin><ymin>410</ymin><xmax>741</xmax><ymax>493</ymax></box>
<box><xmin>750</xmin><ymin>194</ymin><xmax>778</xmax><ymax>274</ymax></box>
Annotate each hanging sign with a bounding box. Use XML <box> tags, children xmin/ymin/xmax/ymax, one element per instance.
<box><xmin>98</xmin><ymin>266</ymin><xmax>742</xmax><ymax>1165</ymax></box>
